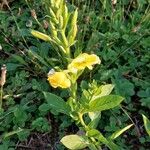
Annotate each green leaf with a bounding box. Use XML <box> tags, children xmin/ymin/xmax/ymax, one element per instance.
<box><xmin>60</xmin><ymin>135</ymin><xmax>88</xmax><ymax>150</ymax></box>
<box><xmin>91</xmin><ymin>84</ymin><xmax>114</xmax><ymax>101</ymax></box>
<box><xmin>17</xmin><ymin>130</ymin><xmax>30</xmax><ymax>141</ymax></box>
<box><xmin>88</xmin><ymin>111</ymin><xmax>101</xmax><ymax>121</ymax></box>
<box><xmin>86</xmin><ymin>31</ymin><xmax>100</xmax><ymax>52</ymax></box>
<box><xmin>87</xmin><ymin>129</ymin><xmax>120</xmax><ymax>150</ymax></box>
<box><xmin>31</xmin><ymin>117</ymin><xmax>51</xmax><ymax>132</ymax></box>
<box><xmin>20</xmin><ymin>28</ymin><xmax>31</xmax><ymax>37</ymax></box>
<box><xmin>112</xmin><ymin>78</ymin><xmax>135</xmax><ymax>98</ymax></box>
<box><xmin>88</xmin><ymin>111</ymin><xmax>101</xmax><ymax>128</ymax></box>
<box><xmin>142</xmin><ymin>114</ymin><xmax>150</xmax><ymax>136</ymax></box>
<box><xmin>83</xmin><ymin>95</ymin><xmax>124</xmax><ymax>113</ymax></box>
<box><xmin>28</xmin><ymin>50</ymin><xmax>49</xmax><ymax>67</ymax></box>
<box><xmin>39</xmin><ymin>42</ymin><xmax>50</xmax><ymax>58</ymax></box>
<box><xmin>39</xmin><ymin>103</ymin><xmax>51</xmax><ymax>113</ymax></box>
<box><xmin>6</xmin><ymin>63</ymin><xmax>22</xmax><ymax>71</ymax></box>
<box><xmin>87</xmin><ymin>129</ymin><xmax>109</xmax><ymax>144</ymax></box>
<box><xmin>110</xmin><ymin>124</ymin><xmax>133</xmax><ymax>139</ymax></box>
<box><xmin>13</xmin><ymin>106</ymin><xmax>28</xmax><ymax>126</ymax></box>
<box><xmin>3</xmin><ymin>128</ymin><xmax>23</xmax><ymax>139</ymax></box>
<box><xmin>88</xmin><ymin>144</ymin><xmax>98</xmax><ymax>150</ymax></box>
<box><xmin>43</xmin><ymin>92</ymin><xmax>71</xmax><ymax>115</ymax></box>
<box><xmin>12</xmin><ymin>54</ymin><xmax>27</xmax><ymax>65</ymax></box>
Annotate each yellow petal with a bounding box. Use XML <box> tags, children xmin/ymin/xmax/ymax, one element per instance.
<box><xmin>68</xmin><ymin>53</ymin><xmax>101</xmax><ymax>72</ymax></box>
<box><xmin>48</xmin><ymin>72</ymin><xmax>71</xmax><ymax>88</ymax></box>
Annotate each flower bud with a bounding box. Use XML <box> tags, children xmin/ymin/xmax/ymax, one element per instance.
<box><xmin>31</xmin><ymin>9</ymin><xmax>37</xmax><ymax>19</ymax></box>
<box><xmin>0</xmin><ymin>64</ymin><xmax>7</xmax><ymax>87</ymax></box>
<box><xmin>31</xmin><ymin>30</ymin><xmax>52</xmax><ymax>42</ymax></box>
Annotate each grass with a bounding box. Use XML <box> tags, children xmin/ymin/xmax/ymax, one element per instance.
<box><xmin>0</xmin><ymin>0</ymin><xmax>150</xmax><ymax>149</ymax></box>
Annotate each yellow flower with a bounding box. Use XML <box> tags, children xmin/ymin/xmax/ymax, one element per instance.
<box><xmin>68</xmin><ymin>53</ymin><xmax>101</xmax><ymax>72</ymax></box>
<box><xmin>48</xmin><ymin>71</ymin><xmax>71</xmax><ymax>88</ymax></box>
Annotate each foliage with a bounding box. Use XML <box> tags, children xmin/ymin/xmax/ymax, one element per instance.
<box><xmin>31</xmin><ymin>1</ymin><xmax>132</xmax><ymax>149</ymax></box>
<box><xmin>0</xmin><ymin>0</ymin><xmax>149</xmax><ymax>149</ymax></box>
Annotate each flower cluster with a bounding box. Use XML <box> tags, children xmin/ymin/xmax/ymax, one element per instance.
<box><xmin>47</xmin><ymin>53</ymin><xmax>100</xmax><ymax>88</ymax></box>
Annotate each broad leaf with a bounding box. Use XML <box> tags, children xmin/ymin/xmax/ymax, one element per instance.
<box><xmin>142</xmin><ymin>114</ymin><xmax>150</xmax><ymax>136</ymax></box>
<box><xmin>83</xmin><ymin>95</ymin><xmax>124</xmax><ymax>113</ymax></box>
<box><xmin>61</xmin><ymin>134</ymin><xmax>88</xmax><ymax>150</ymax></box>
<box><xmin>110</xmin><ymin>124</ymin><xmax>133</xmax><ymax>139</ymax></box>
<box><xmin>91</xmin><ymin>84</ymin><xmax>114</xmax><ymax>101</ymax></box>
<box><xmin>43</xmin><ymin>92</ymin><xmax>71</xmax><ymax>115</ymax></box>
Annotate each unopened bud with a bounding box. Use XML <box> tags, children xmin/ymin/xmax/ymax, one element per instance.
<box><xmin>43</xmin><ymin>20</ymin><xmax>49</xmax><ymax>29</ymax></box>
<box><xmin>0</xmin><ymin>64</ymin><xmax>7</xmax><ymax>87</ymax></box>
<box><xmin>132</xmin><ymin>24</ymin><xmax>141</xmax><ymax>33</ymax></box>
<box><xmin>31</xmin><ymin>9</ymin><xmax>37</xmax><ymax>19</ymax></box>
<box><xmin>112</xmin><ymin>0</ymin><xmax>117</xmax><ymax>5</ymax></box>
<box><xmin>31</xmin><ymin>30</ymin><xmax>52</xmax><ymax>42</ymax></box>
<box><xmin>0</xmin><ymin>44</ymin><xmax>2</xmax><ymax>50</ymax></box>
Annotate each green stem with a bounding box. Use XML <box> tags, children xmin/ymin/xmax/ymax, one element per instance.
<box><xmin>0</xmin><ymin>86</ymin><xmax>3</xmax><ymax>109</ymax></box>
<box><xmin>78</xmin><ymin>113</ymin><xmax>101</xmax><ymax>150</ymax></box>
<box><xmin>78</xmin><ymin>113</ymin><xmax>89</xmax><ymax>131</ymax></box>
<box><xmin>88</xmin><ymin>144</ymin><xmax>98</xmax><ymax>150</ymax></box>
<box><xmin>70</xmin><ymin>82</ymin><xmax>77</xmax><ymax>99</ymax></box>
<box><xmin>66</xmin><ymin>47</ymin><xmax>71</xmax><ymax>58</ymax></box>
<box><xmin>120</xmin><ymin>105</ymin><xmax>141</xmax><ymax>137</ymax></box>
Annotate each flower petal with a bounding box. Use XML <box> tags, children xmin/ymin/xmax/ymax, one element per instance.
<box><xmin>68</xmin><ymin>53</ymin><xmax>101</xmax><ymax>72</ymax></box>
<box><xmin>48</xmin><ymin>72</ymin><xmax>71</xmax><ymax>88</ymax></box>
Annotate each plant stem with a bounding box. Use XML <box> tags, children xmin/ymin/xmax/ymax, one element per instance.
<box><xmin>78</xmin><ymin>113</ymin><xmax>88</xmax><ymax>129</ymax></box>
<box><xmin>0</xmin><ymin>86</ymin><xmax>3</xmax><ymax>109</ymax></box>
<box><xmin>66</xmin><ymin>47</ymin><xmax>71</xmax><ymax>58</ymax></box>
<box><xmin>88</xmin><ymin>144</ymin><xmax>98</xmax><ymax>150</ymax></box>
<box><xmin>120</xmin><ymin>105</ymin><xmax>141</xmax><ymax>137</ymax></box>
<box><xmin>78</xmin><ymin>113</ymin><xmax>101</xmax><ymax>150</ymax></box>
<box><xmin>71</xmin><ymin>82</ymin><xmax>77</xmax><ymax>98</ymax></box>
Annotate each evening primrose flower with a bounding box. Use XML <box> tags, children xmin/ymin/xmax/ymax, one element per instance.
<box><xmin>47</xmin><ymin>70</ymin><xmax>71</xmax><ymax>88</ymax></box>
<box><xmin>68</xmin><ymin>53</ymin><xmax>101</xmax><ymax>73</ymax></box>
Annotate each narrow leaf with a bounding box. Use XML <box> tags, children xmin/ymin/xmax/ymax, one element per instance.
<box><xmin>110</xmin><ymin>124</ymin><xmax>133</xmax><ymax>139</ymax></box>
<box><xmin>3</xmin><ymin>128</ymin><xmax>23</xmax><ymax>139</ymax></box>
<box><xmin>142</xmin><ymin>114</ymin><xmax>150</xmax><ymax>136</ymax></box>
